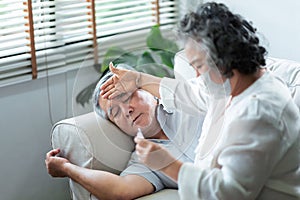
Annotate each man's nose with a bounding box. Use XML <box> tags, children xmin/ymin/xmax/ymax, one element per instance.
<box><xmin>120</xmin><ymin>103</ymin><xmax>133</xmax><ymax>117</ymax></box>
<box><xmin>128</xmin><ymin>108</ymin><xmax>133</xmax><ymax>116</ymax></box>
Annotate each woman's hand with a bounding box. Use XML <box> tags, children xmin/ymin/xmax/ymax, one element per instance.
<box><xmin>134</xmin><ymin>137</ymin><xmax>176</xmax><ymax>171</ymax></box>
<box><xmin>45</xmin><ymin>148</ymin><xmax>70</xmax><ymax>177</ymax></box>
<box><xmin>134</xmin><ymin>137</ymin><xmax>183</xmax><ymax>181</ymax></box>
<box><xmin>100</xmin><ymin>62</ymin><xmax>141</xmax><ymax>99</ymax></box>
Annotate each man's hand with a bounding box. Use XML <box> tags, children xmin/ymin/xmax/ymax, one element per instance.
<box><xmin>45</xmin><ymin>148</ymin><xmax>70</xmax><ymax>177</ymax></box>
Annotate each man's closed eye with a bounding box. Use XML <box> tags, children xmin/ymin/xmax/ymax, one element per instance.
<box><xmin>110</xmin><ymin>107</ymin><xmax>120</xmax><ymax>118</ymax></box>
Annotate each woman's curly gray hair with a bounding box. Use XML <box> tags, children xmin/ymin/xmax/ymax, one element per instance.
<box><xmin>179</xmin><ymin>2</ymin><xmax>267</xmax><ymax>78</ymax></box>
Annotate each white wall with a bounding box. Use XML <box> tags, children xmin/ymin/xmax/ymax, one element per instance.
<box><xmin>203</xmin><ymin>0</ymin><xmax>300</xmax><ymax>62</ymax></box>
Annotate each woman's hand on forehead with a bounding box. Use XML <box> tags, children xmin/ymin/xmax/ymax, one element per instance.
<box><xmin>100</xmin><ymin>62</ymin><xmax>140</xmax><ymax>99</ymax></box>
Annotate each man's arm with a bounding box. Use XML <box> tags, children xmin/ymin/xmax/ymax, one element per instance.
<box><xmin>45</xmin><ymin>149</ymin><xmax>154</xmax><ymax>200</ymax></box>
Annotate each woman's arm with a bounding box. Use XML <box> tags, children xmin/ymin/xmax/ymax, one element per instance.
<box><xmin>101</xmin><ymin>63</ymin><xmax>208</xmax><ymax>115</ymax></box>
<box><xmin>101</xmin><ymin>63</ymin><xmax>162</xmax><ymax>99</ymax></box>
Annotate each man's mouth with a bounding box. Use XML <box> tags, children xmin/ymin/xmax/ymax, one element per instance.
<box><xmin>132</xmin><ymin>114</ymin><xmax>142</xmax><ymax>126</ymax></box>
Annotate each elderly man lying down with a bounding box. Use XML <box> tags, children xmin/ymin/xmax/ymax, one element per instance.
<box><xmin>45</xmin><ymin>64</ymin><xmax>204</xmax><ymax>200</ymax></box>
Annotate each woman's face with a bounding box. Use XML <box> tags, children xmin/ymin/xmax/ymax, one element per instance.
<box><xmin>185</xmin><ymin>39</ymin><xmax>210</xmax><ymax>77</ymax></box>
<box><xmin>185</xmin><ymin>39</ymin><xmax>225</xmax><ymax>84</ymax></box>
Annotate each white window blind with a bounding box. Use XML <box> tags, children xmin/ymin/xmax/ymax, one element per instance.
<box><xmin>0</xmin><ymin>0</ymin><xmax>32</xmax><ymax>85</ymax></box>
<box><xmin>96</xmin><ymin>0</ymin><xmax>178</xmax><ymax>57</ymax></box>
<box><xmin>0</xmin><ymin>0</ymin><xmax>178</xmax><ymax>87</ymax></box>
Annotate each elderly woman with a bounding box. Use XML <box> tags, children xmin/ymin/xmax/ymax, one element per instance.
<box><xmin>101</xmin><ymin>2</ymin><xmax>300</xmax><ymax>200</ymax></box>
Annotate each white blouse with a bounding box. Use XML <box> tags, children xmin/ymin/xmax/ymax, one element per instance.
<box><xmin>159</xmin><ymin>71</ymin><xmax>300</xmax><ymax>200</ymax></box>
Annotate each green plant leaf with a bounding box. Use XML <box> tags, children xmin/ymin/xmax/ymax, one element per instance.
<box><xmin>146</xmin><ymin>25</ymin><xmax>179</xmax><ymax>53</ymax></box>
<box><xmin>146</xmin><ymin>25</ymin><xmax>179</xmax><ymax>68</ymax></box>
<box><xmin>157</xmin><ymin>50</ymin><xmax>175</xmax><ymax>68</ymax></box>
<box><xmin>136</xmin><ymin>52</ymin><xmax>174</xmax><ymax>77</ymax></box>
<box><xmin>137</xmin><ymin>51</ymin><xmax>156</xmax><ymax>66</ymax></box>
<box><xmin>102</xmin><ymin>47</ymin><xmax>138</xmax><ymax>71</ymax></box>
<box><xmin>136</xmin><ymin>63</ymin><xmax>174</xmax><ymax>78</ymax></box>
<box><xmin>75</xmin><ymin>80</ymin><xmax>98</xmax><ymax>106</ymax></box>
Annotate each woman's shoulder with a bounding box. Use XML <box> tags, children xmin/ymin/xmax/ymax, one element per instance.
<box><xmin>231</xmin><ymin>72</ymin><xmax>296</xmax><ymax>123</ymax></box>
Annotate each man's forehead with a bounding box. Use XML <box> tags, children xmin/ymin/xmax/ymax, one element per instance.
<box><xmin>99</xmin><ymin>92</ymin><xmax>132</xmax><ymax>113</ymax></box>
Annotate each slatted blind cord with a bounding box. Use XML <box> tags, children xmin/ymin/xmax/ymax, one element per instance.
<box><xmin>35</xmin><ymin>0</ymin><xmax>68</xmax><ymax>125</ymax></box>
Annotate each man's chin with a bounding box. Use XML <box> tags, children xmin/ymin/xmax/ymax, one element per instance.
<box><xmin>133</xmin><ymin>116</ymin><xmax>151</xmax><ymax>128</ymax></box>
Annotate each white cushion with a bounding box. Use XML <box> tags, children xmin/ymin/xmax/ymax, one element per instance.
<box><xmin>51</xmin><ymin>112</ymin><xmax>134</xmax><ymax>200</ymax></box>
<box><xmin>266</xmin><ymin>57</ymin><xmax>300</xmax><ymax>110</ymax></box>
